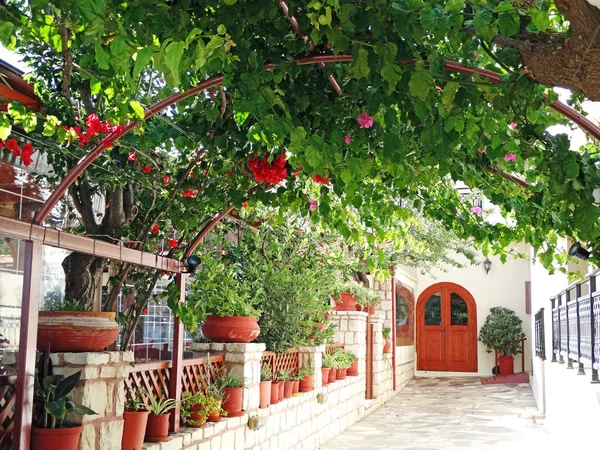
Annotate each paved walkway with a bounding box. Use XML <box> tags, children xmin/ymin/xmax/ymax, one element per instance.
<box><xmin>320</xmin><ymin>377</ymin><xmax>549</xmax><ymax>450</ymax></box>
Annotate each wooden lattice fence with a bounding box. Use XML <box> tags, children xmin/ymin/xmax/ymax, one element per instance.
<box><xmin>0</xmin><ymin>376</ymin><xmax>16</xmax><ymax>450</ymax></box>
<box><xmin>261</xmin><ymin>349</ymin><xmax>300</xmax><ymax>378</ymax></box>
<box><xmin>325</xmin><ymin>344</ymin><xmax>344</xmax><ymax>354</ymax></box>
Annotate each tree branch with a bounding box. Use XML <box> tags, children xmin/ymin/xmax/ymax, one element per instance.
<box><xmin>59</xmin><ymin>16</ymin><xmax>73</xmax><ymax>99</ymax></box>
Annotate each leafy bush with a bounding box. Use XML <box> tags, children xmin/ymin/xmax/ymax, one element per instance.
<box><xmin>50</xmin><ymin>299</ymin><xmax>92</xmax><ymax>312</ymax></box>
<box><xmin>478</xmin><ymin>307</ymin><xmax>525</xmax><ymax>356</ymax></box>
<box><xmin>330</xmin><ymin>280</ymin><xmax>380</xmax><ymax>307</ymax></box>
<box><xmin>382</xmin><ymin>327</ymin><xmax>391</xmax><ymax>338</ymax></box>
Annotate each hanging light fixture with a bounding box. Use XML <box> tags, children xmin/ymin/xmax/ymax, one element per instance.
<box><xmin>183</xmin><ymin>254</ymin><xmax>202</xmax><ymax>273</ymax></box>
<box><xmin>568</xmin><ymin>242</ymin><xmax>591</xmax><ymax>260</ymax></box>
<box><xmin>483</xmin><ymin>258</ymin><xmax>492</xmax><ymax>275</ymax></box>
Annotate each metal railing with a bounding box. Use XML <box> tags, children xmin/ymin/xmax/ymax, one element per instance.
<box><xmin>535</xmin><ymin>308</ymin><xmax>545</xmax><ymax>360</ymax></box>
<box><xmin>550</xmin><ymin>272</ymin><xmax>600</xmax><ymax>383</ymax></box>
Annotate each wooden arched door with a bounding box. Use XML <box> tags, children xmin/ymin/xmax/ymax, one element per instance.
<box><xmin>416</xmin><ymin>282</ymin><xmax>477</xmax><ymax>372</ymax></box>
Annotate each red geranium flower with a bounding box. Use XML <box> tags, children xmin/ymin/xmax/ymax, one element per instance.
<box><xmin>247</xmin><ymin>152</ymin><xmax>288</xmax><ymax>184</ymax></box>
<box><xmin>169</xmin><ymin>239</ymin><xmax>178</xmax><ymax>249</ymax></box>
<box><xmin>163</xmin><ymin>175</ymin><xmax>170</xmax><ymax>184</ymax></box>
<box><xmin>312</xmin><ymin>174</ymin><xmax>331</xmax><ymax>185</ymax></box>
<box><xmin>142</xmin><ymin>165</ymin><xmax>152</xmax><ymax>174</ymax></box>
<box><xmin>182</xmin><ymin>189</ymin><xmax>195</xmax><ymax>198</ymax></box>
<box><xmin>5</xmin><ymin>138</ymin><xmax>20</xmax><ymax>157</ymax></box>
<box><xmin>21</xmin><ymin>143</ymin><xmax>33</xmax><ymax>166</ymax></box>
<box><xmin>150</xmin><ymin>224</ymin><xmax>159</xmax><ymax>234</ymax></box>
<box><xmin>128</xmin><ymin>152</ymin><xmax>137</xmax><ymax>161</ymax></box>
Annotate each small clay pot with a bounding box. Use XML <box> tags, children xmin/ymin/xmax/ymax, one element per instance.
<box><xmin>260</xmin><ymin>380</ymin><xmax>271</xmax><ymax>409</ymax></box>
<box><xmin>145</xmin><ymin>413</ymin><xmax>170</xmax><ymax>442</ymax></box>
<box><xmin>271</xmin><ymin>381</ymin><xmax>281</xmax><ymax>405</ymax></box>
<box><xmin>222</xmin><ymin>386</ymin><xmax>244</xmax><ymax>417</ymax></box>
<box><xmin>347</xmin><ymin>360</ymin><xmax>359</xmax><ymax>376</ymax></box>
<box><xmin>299</xmin><ymin>374</ymin><xmax>313</xmax><ymax>392</ymax></box>
<box><xmin>122</xmin><ymin>410</ymin><xmax>150</xmax><ymax>450</ymax></box>
<box><xmin>321</xmin><ymin>368</ymin><xmax>330</xmax><ymax>387</ymax></box>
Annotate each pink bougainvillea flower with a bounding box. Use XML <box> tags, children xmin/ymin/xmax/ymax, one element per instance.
<box><xmin>189</xmin><ymin>171</ymin><xmax>195</xmax><ymax>178</ymax></box>
<box><xmin>21</xmin><ymin>143</ymin><xmax>33</xmax><ymax>166</ymax></box>
<box><xmin>102</xmin><ymin>138</ymin><xmax>113</xmax><ymax>149</ymax></box>
<box><xmin>197</xmin><ymin>189</ymin><xmax>204</xmax><ymax>194</ymax></box>
<box><xmin>504</xmin><ymin>153</ymin><xmax>516</xmax><ymax>162</ymax></box>
<box><xmin>0</xmin><ymin>139</ymin><xmax>4</xmax><ymax>148</ymax></box>
<box><xmin>209</xmin><ymin>90</ymin><xmax>217</xmax><ymax>99</ymax></box>
<box><xmin>168</xmin><ymin>239</ymin><xmax>178</xmax><ymax>249</ymax></box>
<box><xmin>100</xmin><ymin>120</ymin><xmax>112</xmax><ymax>134</ymax></box>
<box><xmin>478</xmin><ymin>147</ymin><xmax>487</xmax><ymax>154</ymax></box>
<box><xmin>128</xmin><ymin>152</ymin><xmax>137</xmax><ymax>162</ymax></box>
<box><xmin>312</xmin><ymin>174</ymin><xmax>331</xmax><ymax>185</ymax></box>
<box><xmin>470</xmin><ymin>206</ymin><xmax>483</xmax><ymax>217</ymax></box>
<box><xmin>309</xmin><ymin>198</ymin><xmax>317</xmax><ymax>211</ymax></box>
<box><xmin>182</xmin><ymin>189</ymin><xmax>195</xmax><ymax>198</ymax></box>
<box><xmin>142</xmin><ymin>165</ymin><xmax>152</xmax><ymax>174</ymax></box>
<box><xmin>5</xmin><ymin>138</ymin><xmax>20</xmax><ymax>157</ymax></box>
<box><xmin>111</xmin><ymin>124</ymin><xmax>125</xmax><ymax>136</ymax></box>
<box><xmin>85</xmin><ymin>113</ymin><xmax>102</xmax><ymax>134</ymax></box>
<box><xmin>357</xmin><ymin>113</ymin><xmax>374</xmax><ymax>129</ymax></box>
<box><xmin>163</xmin><ymin>175</ymin><xmax>170</xmax><ymax>184</ymax></box>
<box><xmin>483</xmin><ymin>131</ymin><xmax>489</xmax><ymax>137</ymax></box>
<box><xmin>435</xmin><ymin>86</ymin><xmax>443</xmax><ymax>93</ymax></box>
<box><xmin>509</xmin><ymin>122</ymin><xmax>518</xmax><ymax>130</ymax></box>
<box><xmin>150</xmin><ymin>224</ymin><xmax>159</xmax><ymax>234</ymax></box>
<box><xmin>247</xmin><ymin>152</ymin><xmax>288</xmax><ymax>184</ymax></box>
<box><xmin>344</xmin><ymin>135</ymin><xmax>353</xmax><ymax>144</ymax></box>
<box><xmin>203</xmin><ymin>170</ymin><xmax>207</xmax><ymax>176</ymax></box>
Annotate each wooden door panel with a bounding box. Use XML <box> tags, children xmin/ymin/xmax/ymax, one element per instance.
<box><xmin>418</xmin><ymin>330</ymin><xmax>445</xmax><ymax>370</ymax></box>
<box><xmin>447</xmin><ymin>329</ymin><xmax>471</xmax><ymax>372</ymax></box>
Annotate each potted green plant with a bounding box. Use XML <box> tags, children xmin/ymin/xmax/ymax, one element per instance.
<box><xmin>333</xmin><ymin>349</ymin><xmax>351</xmax><ymax>379</ymax></box>
<box><xmin>383</xmin><ymin>327</ymin><xmax>392</xmax><ymax>353</ymax></box>
<box><xmin>330</xmin><ymin>280</ymin><xmax>364</xmax><ymax>311</ymax></box>
<box><xmin>142</xmin><ymin>392</ymin><xmax>179</xmax><ymax>442</ymax></box>
<box><xmin>32</xmin><ymin>353</ymin><xmax>97</xmax><ymax>450</ymax></box>
<box><xmin>322</xmin><ymin>352</ymin><xmax>336</xmax><ymax>385</ymax></box>
<box><xmin>277</xmin><ymin>370</ymin><xmax>294</xmax><ymax>399</ymax></box>
<box><xmin>355</xmin><ymin>289</ymin><xmax>381</xmax><ymax>314</ymax></box>
<box><xmin>122</xmin><ymin>388</ymin><xmax>150</xmax><ymax>450</ymax></box>
<box><xmin>479</xmin><ymin>307</ymin><xmax>526</xmax><ymax>375</ymax></box>
<box><xmin>260</xmin><ymin>365</ymin><xmax>272</xmax><ymax>409</ymax></box>
<box><xmin>298</xmin><ymin>365</ymin><xmax>314</xmax><ymax>392</ymax></box>
<box><xmin>292</xmin><ymin>373</ymin><xmax>301</xmax><ymax>395</ymax></box>
<box><xmin>346</xmin><ymin>351</ymin><xmax>359</xmax><ymax>376</ymax></box>
<box><xmin>180</xmin><ymin>392</ymin><xmax>222</xmax><ymax>428</ymax></box>
<box><xmin>217</xmin><ymin>372</ymin><xmax>245</xmax><ymax>417</ymax></box>
<box><xmin>37</xmin><ymin>299</ymin><xmax>119</xmax><ymax>352</ymax></box>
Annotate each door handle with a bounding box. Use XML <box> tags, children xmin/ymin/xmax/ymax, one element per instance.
<box><xmin>442</xmin><ymin>327</ymin><xmax>446</xmax><ymax>337</ymax></box>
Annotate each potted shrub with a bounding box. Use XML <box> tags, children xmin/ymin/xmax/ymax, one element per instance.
<box><xmin>260</xmin><ymin>365</ymin><xmax>272</xmax><ymax>409</ymax></box>
<box><xmin>383</xmin><ymin>327</ymin><xmax>392</xmax><ymax>353</ymax></box>
<box><xmin>278</xmin><ymin>370</ymin><xmax>294</xmax><ymax>399</ymax></box>
<box><xmin>143</xmin><ymin>393</ymin><xmax>179</xmax><ymax>442</ymax></box>
<box><xmin>334</xmin><ymin>349</ymin><xmax>351</xmax><ymax>379</ymax></box>
<box><xmin>298</xmin><ymin>365</ymin><xmax>314</xmax><ymax>392</ymax></box>
<box><xmin>330</xmin><ymin>281</ymin><xmax>363</xmax><ymax>311</ymax></box>
<box><xmin>479</xmin><ymin>307</ymin><xmax>526</xmax><ymax>375</ymax></box>
<box><xmin>355</xmin><ymin>289</ymin><xmax>381</xmax><ymax>314</ymax></box>
<box><xmin>201</xmin><ymin>369</ymin><xmax>227</xmax><ymax>422</ymax></box>
<box><xmin>321</xmin><ymin>352</ymin><xmax>332</xmax><ymax>386</ymax></box>
<box><xmin>346</xmin><ymin>351</ymin><xmax>359</xmax><ymax>376</ymax></box>
<box><xmin>323</xmin><ymin>352</ymin><xmax>338</xmax><ymax>383</ymax></box>
<box><xmin>122</xmin><ymin>389</ymin><xmax>150</xmax><ymax>450</ymax></box>
<box><xmin>218</xmin><ymin>373</ymin><xmax>245</xmax><ymax>417</ymax></box>
<box><xmin>32</xmin><ymin>354</ymin><xmax>97</xmax><ymax>450</ymax></box>
<box><xmin>37</xmin><ymin>299</ymin><xmax>119</xmax><ymax>352</ymax></box>
<box><xmin>180</xmin><ymin>392</ymin><xmax>222</xmax><ymax>428</ymax></box>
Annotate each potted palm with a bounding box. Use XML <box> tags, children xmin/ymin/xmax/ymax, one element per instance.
<box><xmin>383</xmin><ymin>327</ymin><xmax>392</xmax><ymax>353</ymax></box>
<box><xmin>122</xmin><ymin>388</ymin><xmax>150</xmax><ymax>450</ymax></box>
<box><xmin>217</xmin><ymin>373</ymin><xmax>245</xmax><ymax>417</ymax></box>
<box><xmin>37</xmin><ymin>299</ymin><xmax>119</xmax><ymax>352</ymax></box>
<box><xmin>479</xmin><ymin>307</ymin><xmax>526</xmax><ymax>375</ymax></box>
<box><xmin>143</xmin><ymin>392</ymin><xmax>179</xmax><ymax>442</ymax></box>
<box><xmin>260</xmin><ymin>365</ymin><xmax>272</xmax><ymax>409</ymax></box>
<box><xmin>32</xmin><ymin>354</ymin><xmax>97</xmax><ymax>450</ymax></box>
<box><xmin>298</xmin><ymin>365</ymin><xmax>314</xmax><ymax>392</ymax></box>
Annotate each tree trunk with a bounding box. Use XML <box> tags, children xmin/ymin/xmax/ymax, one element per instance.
<box><xmin>62</xmin><ymin>252</ymin><xmax>106</xmax><ymax>307</ymax></box>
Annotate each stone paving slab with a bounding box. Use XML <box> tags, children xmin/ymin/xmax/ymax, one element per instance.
<box><xmin>320</xmin><ymin>377</ymin><xmax>550</xmax><ymax>450</ymax></box>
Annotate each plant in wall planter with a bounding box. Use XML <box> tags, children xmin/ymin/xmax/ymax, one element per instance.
<box><xmin>143</xmin><ymin>393</ymin><xmax>179</xmax><ymax>442</ymax></box>
<box><xmin>122</xmin><ymin>389</ymin><xmax>150</xmax><ymax>450</ymax></box>
<box><xmin>260</xmin><ymin>365</ymin><xmax>272</xmax><ymax>409</ymax></box>
<box><xmin>383</xmin><ymin>327</ymin><xmax>392</xmax><ymax>353</ymax></box>
<box><xmin>479</xmin><ymin>307</ymin><xmax>526</xmax><ymax>376</ymax></box>
<box><xmin>278</xmin><ymin>370</ymin><xmax>295</xmax><ymax>399</ymax></box>
<box><xmin>332</xmin><ymin>349</ymin><xmax>353</xmax><ymax>380</ymax></box>
<box><xmin>37</xmin><ymin>300</ymin><xmax>119</xmax><ymax>352</ymax></box>
<box><xmin>181</xmin><ymin>392</ymin><xmax>223</xmax><ymax>428</ymax></box>
<box><xmin>355</xmin><ymin>289</ymin><xmax>381</xmax><ymax>314</ymax></box>
<box><xmin>32</xmin><ymin>353</ymin><xmax>97</xmax><ymax>450</ymax></box>
<box><xmin>323</xmin><ymin>352</ymin><xmax>338</xmax><ymax>384</ymax></box>
<box><xmin>330</xmin><ymin>281</ymin><xmax>362</xmax><ymax>311</ymax></box>
<box><xmin>346</xmin><ymin>351</ymin><xmax>359</xmax><ymax>376</ymax></box>
<box><xmin>292</xmin><ymin>374</ymin><xmax>302</xmax><ymax>396</ymax></box>
<box><xmin>298</xmin><ymin>365</ymin><xmax>315</xmax><ymax>392</ymax></box>
<box><xmin>321</xmin><ymin>352</ymin><xmax>333</xmax><ymax>386</ymax></box>
<box><xmin>218</xmin><ymin>373</ymin><xmax>245</xmax><ymax>417</ymax></box>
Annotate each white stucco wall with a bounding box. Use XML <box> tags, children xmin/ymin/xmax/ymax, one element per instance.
<box><xmin>414</xmin><ymin>243</ymin><xmax>533</xmax><ymax>377</ymax></box>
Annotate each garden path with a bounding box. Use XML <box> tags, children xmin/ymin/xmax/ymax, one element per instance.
<box><xmin>320</xmin><ymin>377</ymin><xmax>549</xmax><ymax>450</ymax></box>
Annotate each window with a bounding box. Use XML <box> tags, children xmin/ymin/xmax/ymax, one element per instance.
<box><xmin>395</xmin><ymin>282</ymin><xmax>415</xmax><ymax>346</ymax></box>
<box><xmin>424</xmin><ymin>293</ymin><xmax>442</xmax><ymax>326</ymax></box>
<box><xmin>396</xmin><ymin>295</ymin><xmax>408</xmax><ymax>326</ymax></box>
<box><xmin>450</xmin><ymin>293</ymin><xmax>469</xmax><ymax>326</ymax></box>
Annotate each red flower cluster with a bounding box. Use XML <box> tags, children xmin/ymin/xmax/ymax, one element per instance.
<box><xmin>163</xmin><ymin>176</ymin><xmax>170</xmax><ymax>184</ymax></box>
<box><xmin>150</xmin><ymin>224</ymin><xmax>159</xmax><ymax>234</ymax></box>
<box><xmin>182</xmin><ymin>189</ymin><xmax>195</xmax><ymax>198</ymax></box>
<box><xmin>142</xmin><ymin>165</ymin><xmax>152</xmax><ymax>174</ymax></box>
<box><xmin>312</xmin><ymin>174</ymin><xmax>331</xmax><ymax>185</ymax></box>
<box><xmin>247</xmin><ymin>153</ymin><xmax>288</xmax><ymax>184</ymax></box>
<box><xmin>169</xmin><ymin>239</ymin><xmax>178</xmax><ymax>249</ymax></box>
<box><xmin>0</xmin><ymin>138</ymin><xmax>35</xmax><ymax>166</ymax></box>
<box><xmin>63</xmin><ymin>114</ymin><xmax>124</xmax><ymax>148</ymax></box>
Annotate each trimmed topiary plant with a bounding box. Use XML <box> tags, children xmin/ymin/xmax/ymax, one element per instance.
<box><xmin>478</xmin><ymin>307</ymin><xmax>525</xmax><ymax>356</ymax></box>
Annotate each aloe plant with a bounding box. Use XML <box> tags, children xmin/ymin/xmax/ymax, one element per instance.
<box><xmin>141</xmin><ymin>389</ymin><xmax>178</xmax><ymax>415</ymax></box>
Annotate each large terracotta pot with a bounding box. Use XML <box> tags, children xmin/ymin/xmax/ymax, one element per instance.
<box><xmin>336</xmin><ymin>368</ymin><xmax>347</xmax><ymax>380</ymax></box>
<box><xmin>347</xmin><ymin>360</ymin><xmax>359</xmax><ymax>376</ymax></box>
<box><xmin>222</xmin><ymin>386</ymin><xmax>244</xmax><ymax>417</ymax></box>
<box><xmin>122</xmin><ymin>410</ymin><xmax>150</xmax><ymax>450</ymax></box>
<box><xmin>299</xmin><ymin>374</ymin><xmax>313</xmax><ymax>392</ymax></box>
<box><xmin>292</xmin><ymin>380</ymin><xmax>300</xmax><ymax>394</ymax></box>
<box><xmin>145</xmin><ymin>413</ymin><xmax>170</xmax><ymax>442</ymax></box>
<box><xmin>32</xmin><ymin>425</ymin><xmax>82</xmax><ymax>450</ymax></box>
<box><xmin>188</xmin><ymin>404</ymin><xmax>208</xmax><ymax>427</ymax></box>
<box><xmin>260</xmin><ymin>380</ymin><xmax>271</xmax><ymax>409</ymax></box>
<box><xmin>333</xmin><ymin>292</ymin><xmax>357</xmax><ymax>311</ymax></box>
<box><xmin>270</xmin><ymin>381</ymin><xmax>281</xmax><ymax>405</ymax></box>
<box><xmin>321</xmin><ymin>368</ymin><xmax>330</xmax><ymax>387</ymax></box>
<box><xmin>383</xmin><ymin>337</ymin><xmax>392</xmax><ymax>353</ymax></box>
<box><xmin>278</xmin><ymin>380</ymin><xmax>284</xmax><ymax>400</ymax></box>
<box><xmin>355</xmin><ymin>304</ymin><xmax>376</xmax><ymax>314</ymax></box>
<box><xmin>327</xmin><ymin>367</ymin><xmax>337</xmax><ymax>383</ymax></box>
<box><xmin>207</xmin><ymin>400</ymin><xmax>222</xmax><ymax>422</ymax></box>
<box><xmin>37</xmin><ymin>311</ymin><xmax>119</xmax><ymax>352</ymax></box>
<box><xmin>498</xmin><ymin>355</ymin><xmax>515</xmax><ymax>375</ymax></box>
<box><xmin>201</xmin><ymin>315</ymin><xmax>260</xmax><ymax>343</ymax></box>
<box><xmin>283</xmin><ymin>381</ymin><xmax>294</xmax><ymax>398</ymax></box>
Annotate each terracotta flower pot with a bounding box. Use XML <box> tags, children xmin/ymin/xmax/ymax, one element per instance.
<box><xmin>37</xmin><ymin>311</ymin><xmax>119</xmax><ymax>352</ymax></box>
<box><xmin>355</xmin><ymin>304</ymin><xmax>376</xmax><ymax>314</ymax></box>
<box><xmin>292</xmin><ymin>380</ymin><xmax>300</xmax><ymax>394</ymax></box>
<box><xmin>271</xmin><ymin>381</ymin><xmax>281</xmax><ymax>404</ymax></box>
<box><xmin>207</xmin><ymin>400</ymin><xmax>222</xmax><ymax>422</ymax></box>
<box><xmin>283</xmin><ymin>381</ymin><xmax>294</xmax><ymax>398</ymax></box>
<box><xmin>260</xmin><ymin>380</ymin><xmax>271</xmax><ymax>409</ymax></box>
<box><xmin>122</xmin><ymin>410</ymin><xmax>150</xmax><ymax>450</ymax></box>
<box><xmin>327</xmin><ymin>367</ymin><xmax>337</xmax><ymax>383</ymax></box>
<box><xmin>333</xmin><ymin>292</ymin><xmax>357</xmax><ymax>311</ymax></box>
<box><xmin>145</xmin><ymin>413</ymin><xmax>170</xmax><ymax>442</ymax></box>
<box><xmin>299</xmin><ymin>374</ymin><xmax>313</xmax><ymax>392</ymax></box>
<box><xmin>498</xmin><ymin>355</ymin><xmax>515</xmax><ymax>375</ymax></box>
<box><xmin>32</xmin><ymin>425</ymin><xmax>82</xmax><ymax>450</ymax></box>
<box><xmin>201</xmin><ymin>315</ymin><xmax>260</xmax><ymax>343</ymax></box>
<box><xmin>321</xmin><ymin>368</ymin><xmax>330</xmax><ymax>386</ymax></box>
<box><xmin>383</xmin><ymin>337</ymin><xmax>392</xmax><ymax>353</ymax></box>
<box><xmin>347</xmin><ymin>360</ymin><xmax>359</xmax><ymax>376</ymax></box>
<box><xmin>188</xmin><ymin>404</ymin><xmax>208</xmax><ymax>428</ymax></box>
<box><xmin>222</xmin><ymin>386</ymin><xmax>244</xmax><ymax>417</ymax></box>
<box><xmin>278</xmin><ymin>380</ymin><xmax>284</xmax><ymax>400</ymax></box>
<box><xmin>336</xmin><ymin>368</ymin><xmax>347</xmax><ymax>380</ymax></box>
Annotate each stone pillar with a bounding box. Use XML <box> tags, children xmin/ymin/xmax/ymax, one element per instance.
<box><xmin>50</xmin><ymin>351</ymin><xmax>133</xmax><ymax>450</ymax></box>
<box><xmin>330</xmin><ymin>311</ymin><xmax>367</xmax><ymax>375</ymax></box>
<box><xmin>374</xmin><ymin>279</ymin><xmax>394</xmax><ymax>331</ymax></box>
<box><xmin>298</xmin><ymin>345</ymin><xmax>325</xmax><ymax>388</ymax></box>
<box><xmin>191</xmin><ymin>342</ymin><xmax>265</xmax><ymax>413</ymax></box>
<box><xmin>369</xmin><ymin>312</ymin><xmax>386</xmax><ymax>398</ymax></box>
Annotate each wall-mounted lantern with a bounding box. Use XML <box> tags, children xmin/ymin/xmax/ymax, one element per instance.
<box><xmin>483</xmin><ymin>258</ymin><xmax>492</xmax><ymax>275</ymax></box>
